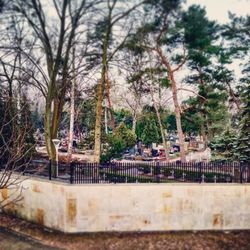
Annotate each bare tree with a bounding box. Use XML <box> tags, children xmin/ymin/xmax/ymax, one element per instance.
<box><xmin>0</xmin><ymin>96</ymin><xmax>35</xmax><ymax>211</ymax></box>
<box><xmin>4</xmin><ymin>0</ymin><xmax>102</xmax><ymax>175</ymax></box>
<box><xmin>123</xmin><ymin>50</ymin><xmax>148</xmax><ymax>133</ymax></box>
<box><xmin>89</xmin><ymin>0</ymin><xmax>144</xmax><ymax>163</ymax></box>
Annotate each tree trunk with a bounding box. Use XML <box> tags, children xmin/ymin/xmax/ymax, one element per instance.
<box><xmin>93</xmin><ymin>79</ymin><xmax>104</xmax><ymax>163</ymax></box>
<box><xmin>67</xmin><ymin>77</ymin><xmax>75</xmax><ymax>163</ymax></box>
<box><xmin>51</xmin><ymin>98</ymin><xmax>60</xmax><ymax>138</ymax></box>
<box><xmin>227</xmin><ymin>82</ymin><xmax>241</xmax><ymax>111</ymax></box>
<box><xmin>200</xmin><ymin>121</ymin><xmax>208</xmax><ymax>150</ymax></box>
<box><xmin>106</xmin><ymin>78</ymin><xmax>115</xmax><ymax>132</ymax></box>
<box><xmin>93</xmin><ymin>7</ymin><xmax>111</xmax><ymax>163</ymax></box>
<box><xmin>104</xmin><ymin>100</ymin><xmax>108</xmax><ymax>134</ymax></box>
<box><xmin>67</xmin><ymin>45</ymin><xmax>76</xmax><ymax>163</ymax></box>
<box><xmin>132</xmin><ymin>112</ymin><xmax>137</xmax><ymax>133</ymax></box>
<box><xmin>44</xmin><ymin>86</ymin><xmax>57</xmax><ymax>176</ymax></box>
<box><xmin>150</xmin><ymin>88</ymin><xmax>169</xmax><ymax>162</ymax></box>
<box><xmin>170</xmin><ymin>74</ymin><xmax>186</xmax><ymax>162</ymax></box>
<box><xmin>156</xmin><ymin>47</ymin><xmax>186</xmax><ymax>162</ymax></box>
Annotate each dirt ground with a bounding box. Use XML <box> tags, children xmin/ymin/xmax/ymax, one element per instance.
<box><xmin>0</xmin><ymin>227</ymin><xmax>59</xmax><ymax>250</ymax></box>
<box><xmin>0</xmin><ymin>213</ymin><xmax>250</xmax><ymax>250</ymax></box>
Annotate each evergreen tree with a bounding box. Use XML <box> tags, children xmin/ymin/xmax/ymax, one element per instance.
<box><xmin>210</xmin><ymin>129</ymin><xmax>237</xmax><ymax>162</ymax></box>
<box><xmin>223</xmin><ymin>14</ymin><xmax>250</xmax><ymax>162</ymax></box>
<box><xmin>235</xmin><ymin>82</ymin><xmax>250</xmax><ymax>163</ymax></box>
<box><xmin>115</xmin><ymin>122</ymin><xmax>136</xmax><ymax>148</ymax></box>
<box><xmin>136</xmin><ymin>105</ymin><xmax>163</xmax><ymax>141</ymax></box>
<box><xmin>141</xmin><ymin>117</ymin><xmax>160</xmax><ymax>146</ymax></box>
<box><xmin>114</xmin><ymin>109</ymin><xmax>133</xmax><ymax>130</ymax></box>
<box><xmin>100</xmin><ymin>122</ymin><xmax>136</xmax><ymax>163</ymax></box>
<box><xmin>182</xmin><ymin>5</ymin><xmax>229</xmax><ymax>146</ymax></box>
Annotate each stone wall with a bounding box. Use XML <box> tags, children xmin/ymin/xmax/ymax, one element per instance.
<box><xmin>1</xmin><ymin>177</ymin><xmax>250</xmax><ymax>232</ymax></box>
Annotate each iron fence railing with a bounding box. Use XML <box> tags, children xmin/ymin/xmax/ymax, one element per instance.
<box><xmin>67</xmin><ymin>161</ymin><xmax>249</xmax><ymax>184</ymax></box>
<box><xmin>13</xmin><ymin>160</ymin><xmax>248</xmax><ymax>184</ymax></box>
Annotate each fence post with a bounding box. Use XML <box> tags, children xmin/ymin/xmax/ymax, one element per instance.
<box><xmin>198</xmin><ymin>162</ymin><xmax>202</xmax><ymax>184</ymax></box>
<box><xmin>156</xmin><ymin>161</ymin><xmax>160</xmax><ymax>183</ymax></box>
<box><xmin>114</xmin><ymin>162</ymin><xmax>117</xmax><ymax>184</ymax></box>
<box><xmin>240</xmin><ymin>161</ymin><xmax>244</xmax><ymax>184</ymax></box>
<box><xmin>70</xmin><ymin>162</ymin><xmax>74</xmax><ymax>184</ymax></box>
<box><xmin>49</xmin><ymin>159</ymin><xmax>52</xmax><ymax>180</ymax></box>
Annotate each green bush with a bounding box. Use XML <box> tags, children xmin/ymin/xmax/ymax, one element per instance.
<box><xmin>101</xmin><ymin>123</ymin><xmax>136</xmax><ymax>163</ymax></box>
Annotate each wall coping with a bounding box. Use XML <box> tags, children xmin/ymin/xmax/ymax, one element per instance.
<box><xmin>25</xmin><ymin>176</ymin><xmax>250</xmax><ymax>187</ymax></box>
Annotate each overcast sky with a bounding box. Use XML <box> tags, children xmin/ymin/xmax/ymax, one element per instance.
<box><xmin>185</xmin><ymin>0</ymin><xmax>250</xmax><ymax>23</ymax></box>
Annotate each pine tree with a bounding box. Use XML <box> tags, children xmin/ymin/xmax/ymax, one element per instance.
<box><xmin>141</xmin><ymin>117</ymin><xmax>160</xmax><ymax>147</ymax></box>
<box><xmin>221</xmin><ymin>14</ymin><xmax>250</xmax><ymax>163</ymax></box>
<box><xmin>115</xmin><ymin>122</ymin><xmax>136</xmax><ymax>148</ymax></box>
<box><xmin>235</xmin><ymin>82</ymin><xmax>250</xmax><ymax>163</ymax></box>
<box><xmin>182</xmin><ymin>5</ymin><xmax>230</xmax><ymax>146</ymax></box>
<box><xmin>210</xmin><ymin>128</ymin><xmax>237</xmax><ymax>162</ymax></box>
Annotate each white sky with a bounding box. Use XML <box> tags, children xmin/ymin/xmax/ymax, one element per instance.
<box><xmin>185</xmin><ymin>0</ymin><xmax>250</xmax><ymax>23</ymax></box>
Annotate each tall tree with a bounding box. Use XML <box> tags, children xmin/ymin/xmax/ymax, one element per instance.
<box><xmin>88</xmin><ymin>0</ymin><xmax>144</xmax><ymax>163</ymax></box>
<box><xmin>210</xmin><ymin>128</ymin><xmax>237</xmax><ymax>162</ymax></box>
<box><xmin>67</xmin><ymin>45</ymin><xmax>76</xmax><ymax>163</ymax></box>
<box><xmin>131</xmin><ymin>0</ymin><xmax>188</xmax><ymax>161</ymax></box>
<box><xmin>7</xmin><ymin>0</ymin><xmax>101</xmax><ymax>175</ymax></box>
<box><xmin>235</xmin><ymin>81</ymin><xmax>250</xmax><ymax>163</ymax></box>
<box><xmin>141</xmin><ymin>116</ymin><xmax>160</xmax><ymax>147</ymax></box>
<box><xmin>222</xmin><ymin>14</ymin><xmax>250</xmax><ymax>162</ymax></box>
<box><xmin>122</xmin><ymin>47</ymin><xmax>148</xmax><ymax>133</ymax></box>
<box><xmin>122</xmin><ymin>40</ymin><xmax>169</xmax><ymax>160</ymax></box>
<box><xmin>182</xmin><ymin>5</ymin><xmax>230</xmax><ymax>146</ymax></box>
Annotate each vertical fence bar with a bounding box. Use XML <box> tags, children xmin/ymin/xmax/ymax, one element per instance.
<box><xmin>123</xmin><ymin>162</ymin><xmax>125</xmax><ymax>183</ymax></box>
<box><xmin>240</xmin><ymin>161</ymin><xmax>244</xmax><ymax>184</ymax></box>
<box><xmin>79</xmin><ymin>163</ymin><xmax>81</xmax><ymax>184</ymax></box>
<box><xmin>97</xmin><ymin>162</ymin><xmax>99</xmax><ymax>183</ymax></box>
<box><xmin>232</xmin><ymin>162</ymin><xmax>235</xmax><ymax>183</ymax></box>
<box><xmin>128</xmin><ymin>162</ymin><xmax>130</xmax><ymax>182</ymax></box>
<box><xmin>198</xmin><ymin>162</ymin><xmax>202</xmax><ymax>183</ymax></box>
<box><xmin>77</xmin><ymin>163</ymin><xmax>78</xmax><ymax>184</ymax></box>
<box><xmin>82</xmin><ymin>163</ymin><xmax>84</xmax><ymax>184</ymax></box>
<box><xmin>95</xmin><ymin>162</ymin><xmax>97</xmax><ymax>184</ymax></box>
<box><xmin>122</xmin><ymin>162</ymin><xmax>125</xmax><ymax>183</ymax></box>
<box><xmin>247</xmin><ymin>164</ymin><xmax>250</xmax><ymax>183</ymax></box>
<box><xmin>93</xmin><ymin>162</ymin><xmax>95</xmax><ymax>183</ymax></box>
<box><xmin>91</xmin><ymin>163</ymin><xmax>93</xmax><ymax>183</ymax></box>
<box><xmin>76</xmin><ymin>163</ymin><xmax>78</xmax><ymax>184</ymax></box>
<box><xmin>93</xmin><ymin>163</ymin><xmax>95</xmax><ymax>184</ymax></box>
<box><xmin>70</xmin><ymin>162</ymin><xmax>74</xmax><ymax>184</ymax></box>
<box><xmin>94</xmin><ymin>163</ymin><xmax>97</xmax><ymax>184</ymax></box>
<box><xmin>195</xmin><ymin>162</ymin><xmax>198</xmax><ymax>182</ymax></box>
<box><xmin>90</xmin><ymin>163</ymin><xmax>92</xmax><ymax>183</ymax></box>
<box><xmin>75</xmin><ymin>163</ymin><xmax>77</xmax><ymax>184</ymax></box>
<box><xmin>240</xmin><ymin>161</ymin><xmax>244</xmax><ymax>183</ymax></box>
<box><xmin>49</xmin><ymin>159</ymin><xmax>52</xmax><ymax>180</ymax></box>
<box><xmin>92</xmin><ymin>163</ymin><xmax>94</xmax><ymax>184</ymax></box>
<box><xmin>203</xmin><ymin>162</ymin><xmax>206</xmax><ymax>182</ymax></box>
<box><xmin>156</xmin><ymin>161</ymin><xmax>160</xmax><ymax>183</ymax></box>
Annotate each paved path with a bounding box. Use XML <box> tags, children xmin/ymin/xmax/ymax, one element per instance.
<box><xmin>0</xmin><ymin>227</ymin><xmax>60</xmax><ymax>250</ymax></box>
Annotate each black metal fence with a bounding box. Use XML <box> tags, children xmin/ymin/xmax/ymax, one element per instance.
<box><xmin>67</xmin><ymin>161</ymin><xmax>250</xmax><ymax>184</ymax></box>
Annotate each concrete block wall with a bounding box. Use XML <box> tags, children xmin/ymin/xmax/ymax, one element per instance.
<box><xmin>1</xmin><ymin>178</ymin><xmax>250</xmax><ymax>232</ymax></box>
